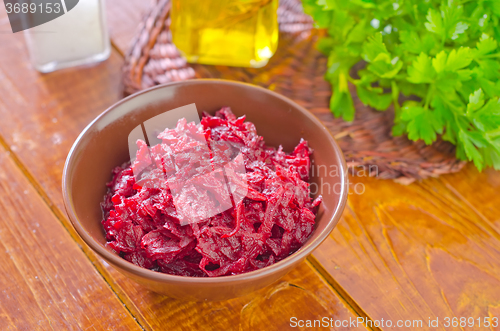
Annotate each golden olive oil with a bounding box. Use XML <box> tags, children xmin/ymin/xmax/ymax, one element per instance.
<box><xmin>170</xmin><ymin>0</ymin><xmax>279</xmax><ymax>68</ymax></box>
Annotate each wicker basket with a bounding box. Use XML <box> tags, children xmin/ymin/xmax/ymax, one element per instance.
<box><xmin>122</xmin><ymin>0</ymin><xmax>465</xmax><ymax>184</ymax></box>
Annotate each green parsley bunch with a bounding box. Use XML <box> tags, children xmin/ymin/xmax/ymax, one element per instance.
<box><xmin>302</xmin><ymin>0</ymin><xmax>500</xmax><ymax>170</ymax></box>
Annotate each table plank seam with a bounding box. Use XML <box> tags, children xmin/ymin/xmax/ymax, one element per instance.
<box><xmin>306</xmin><ymin>257</ymin><xmax>380</xmax><ymax>331</ymax></box>
<box><xmin>110</xmin><ymin>39</ymin><xmax>125</xmax><ymax>59</ymax></box>
<box><xmin>0</xmin><ymin>134</ymin><xmax>153</xmax><ymax>331</ymax></box>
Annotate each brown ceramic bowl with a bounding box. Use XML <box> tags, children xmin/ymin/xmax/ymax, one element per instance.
<box><xmin>62</xmin><ymin>79</ymin><xmax>347</xmax><ymax>301</ymax></box>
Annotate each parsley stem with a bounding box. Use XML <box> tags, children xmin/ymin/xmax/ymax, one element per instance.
<box><xmin>424</xmin><ymin>85</ymin><xmax>435</xmax><ymax>111</ymax></box>
<box><xmin>437</xmin><ymin>92</ymin><xmax>469</xmax><ymax>131</ymax></box>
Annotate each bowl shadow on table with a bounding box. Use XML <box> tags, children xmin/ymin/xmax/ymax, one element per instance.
<box><xmin>123</xmin><ymin>263</ymin><xmax>347</xmax><ymax>330</ymax></box>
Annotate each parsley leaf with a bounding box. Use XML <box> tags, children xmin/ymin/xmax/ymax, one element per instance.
<box><xmin>425</xmin><ymin>9</ymin><xmax>445</xmax><ymax>38</ymax></box>
<box><xmin>407</xmin><ymin>53</ymin><xmax>435</xmax><ymax>84</ymax></box>
<box><xmin>303</xmin><ymin>0</ymin><xmax>500</xmax><ymax>171</ymax></box>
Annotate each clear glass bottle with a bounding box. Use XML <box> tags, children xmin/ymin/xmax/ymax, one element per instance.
<box><xmin>24</xmin><ymin>0</ymin><xmax>110</xmax><ymax>73</ymax></box>
<box><xmin>170</xmin><ymin>0</ymin><xmax>279</xmax><ymax>68</ymax></box>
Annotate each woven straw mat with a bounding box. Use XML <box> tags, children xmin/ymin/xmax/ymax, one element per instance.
<box><xmin>122</xmin><ymin>0</ymin><xmax>466</xmax><ymax>184</ymax></box>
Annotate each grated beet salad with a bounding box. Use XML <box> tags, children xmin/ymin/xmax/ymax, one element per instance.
<box><xmin>101</xmin><ymin>107</ymin><xmax>321</xmax><ymax>277</ymax></box>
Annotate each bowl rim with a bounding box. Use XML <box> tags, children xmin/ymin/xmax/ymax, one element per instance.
<box><xmin>62</xmin><ymin>79</ymin><xmax>348</xmax><ymax>284</ymax></box>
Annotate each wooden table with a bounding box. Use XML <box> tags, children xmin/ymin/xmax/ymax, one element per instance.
<box><xmin>0</xmin><ymin>1</ymin><xmax>499</xmax><ymax>330</ymax></box>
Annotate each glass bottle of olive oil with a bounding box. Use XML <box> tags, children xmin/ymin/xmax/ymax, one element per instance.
<box><xmin>170</xmin><ymin>0</ymin><xmax>279</xmax><ymax>68</ymax></box>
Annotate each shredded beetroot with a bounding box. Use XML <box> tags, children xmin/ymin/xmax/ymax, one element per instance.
<box><xmin>101</xmin><ymin>107</ymin><xmax>322</xmax><ymax>277</ymax></box>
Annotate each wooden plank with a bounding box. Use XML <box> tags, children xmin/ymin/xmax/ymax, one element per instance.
<box><xmin>0</xmin><ymin>7</ymin><xmax>367</xmax><ymax>331</ymax></box>
<box><xmin>312</xmin><ymin>174</ymin><xmax>500</xmax><ymax>330</ymax></box>
<box><xmin>0</xmin><ymin>10</ymin><xmax>158</xmax><ymax>330</ymax></box>
<box><xmin>0</xmin><ymin>147</ymin><xmax>141</xmax><ymax>330</ymax></box>
<box><xmin>430</xmin><ymin>163</ymin><xmax>500</xmax><ymax>234</ymax></box>
<box><xmin>0</xmin><ymin>12</ymin><xmax>122</xmax><ymax>213</ymax></box>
